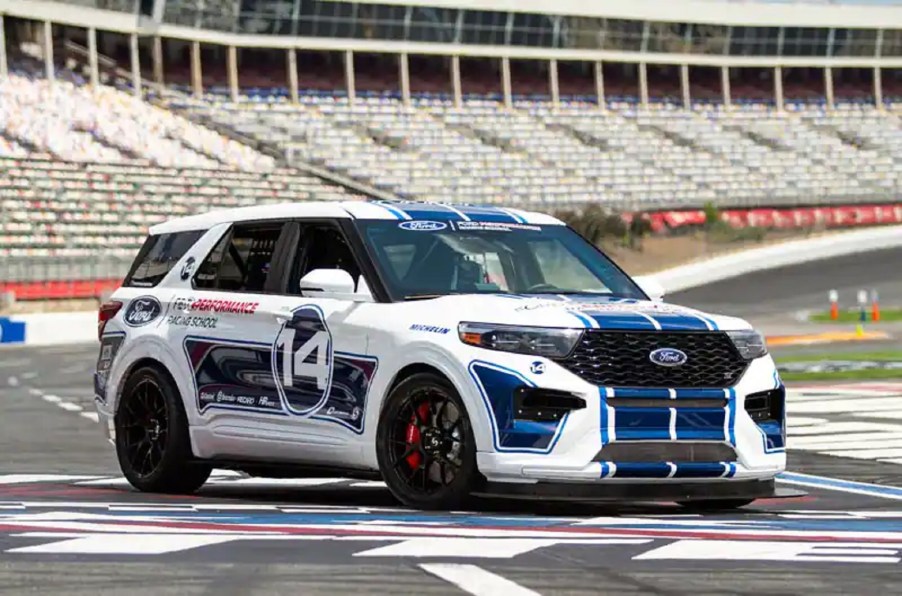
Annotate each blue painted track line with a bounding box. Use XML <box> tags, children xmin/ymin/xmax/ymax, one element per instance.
<box><xmin>778</xmin><ymin>471</ymin><xmax>902</xmax><ymax>501</ymax></box>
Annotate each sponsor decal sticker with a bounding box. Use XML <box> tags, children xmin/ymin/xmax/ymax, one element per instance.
<box><xmin>398</xmin><ymin>220</ymin><xmax>448</xmax><ymax>232</ymax></box>
<box><xmin>455</xmin><ymin>221</ymin><xmax>542</xmax><ymax>232</ymax></box>
<box><xmin>409</xmin><ymin>324</ymin><xmax>451</xmax><ymax>335</ymax></box>
<box><xmin>172</xmin><ymin>297</ymin><xmax>259</xmax><ymax>315</ymax></box>
<box><xmin>199</xmin><ymin>387</ymin><xmax>283</xmax><ymax>411</ymax></box>
<box><xmin>167</xmin><ymin>314</ymin><xmax>218</xmax><ymax>329</ymax></box>
<box><xmin>123</xmin><ymin>296</ymin><xmax>162</xmax><ymax>327</ymax></box>
<box><xmin>530</xmin><ymin>361</ymin><xmax>546</xmax><ymax>375</ymax></box>
<box><xmin>180</xmin><ymin>256</ymin><xmax>196</xmax><ymax>281</ymax></box>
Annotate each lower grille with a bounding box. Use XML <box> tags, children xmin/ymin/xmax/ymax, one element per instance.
<box><xmin>558</xmin><ymin>330</ymin><xmax>748</xmax><ymax>388</ymax></box>
<box><xmin>595</xmin><ymin>442</ymin><xmax>737</xmax><ymax>463</ymax></box>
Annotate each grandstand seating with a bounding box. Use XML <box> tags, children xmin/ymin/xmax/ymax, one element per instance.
<box><xmin>0</xmin><ymin>70</ymin><xmax>900</xmax><ymax>272</ymax></box>
<box><xmin>174</xmin><ymin>94</ymin><xmax>901</xmax><ymax>209</ymax></box>
<box><xmin>0</xmin><ymin>75</ymin><xmax>358</xmax><ymax>262</ymax></box>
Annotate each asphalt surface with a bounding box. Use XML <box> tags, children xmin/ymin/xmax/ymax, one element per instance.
<box><xmin>3</xmin><ymin>344</ymin><xmax>902</xmax><ymax>594</ymax></box>
<box><xmin>672</xmin><ymin>245</ymin><xmax>902</xmax><ymax>319</ymax></box>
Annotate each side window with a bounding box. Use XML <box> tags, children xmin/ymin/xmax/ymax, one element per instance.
<box><xmin>290</xmin><ymin>223</ymin><xmax>365</xmax><ymax>294</ymax></box>
<box><xmin>124</xmin><ymin>230</ymin><xmax>204</xmax><ymax>288</ymax></box>
<box><xmin>194</xmin><ymin>223</ymin><xmax>283</xmax><ymax>293</ymax></box>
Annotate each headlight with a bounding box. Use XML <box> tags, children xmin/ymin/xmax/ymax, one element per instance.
<box><xmin>727</xmin><ymin>330</ymin><xmax>768</xmax><ymax>360</ymax></box>
<box><xmin>458</xmin><ymin>323</ymin><xmax>582</xmax><ymax>358</ymax></box>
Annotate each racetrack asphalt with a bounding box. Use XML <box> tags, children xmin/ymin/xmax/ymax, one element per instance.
<box><xmin>671</xmin><ymin>245</ymin><xmax>902</xmax><ymax>320</ymax></box>
<box><xmin>3</xmin><ymin>344</ymin><xmax>902</xmax><ymax>594</ymax></box>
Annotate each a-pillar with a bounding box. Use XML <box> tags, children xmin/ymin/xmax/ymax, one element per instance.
<box><xmin>680</xmin><ymin>64</ymin><xmax>691</xmax><ymax>109</ymax></box>
<box><xmin>0</xmin><ymin>15</ymin><xmax>7</xmax><ymax>80</ymax></box>
<box><xmin>152</xmin><ymin>36</ymin><xmax>164</xmax><ymax>86</ymax></box>
<box><xmin>874</xmin><ymin>66</ymin><xmax>884</xmax><ymax>110</ymax></box>
<box><xmin>190</xmin><ymin>40</ymin><xmax>203</xmax><ymax>98</ymax></box>
<box><xmin>501</xmin><ymin>56</ymin><xmax>512</xmax><ymax>108</ymax></box>
<box><xmin>721</xmin><ymin>65</ymin><xmax>731</xmax><ymax>109</ymax></box>
<box><xmin>594</xmin><ymin>61</ymin><xmax>606</xmax><ymax>110</ymax></box>
<box><xmin>43</xmin><ymin>20</ymin><xmax>54</xmax><ymax>83</ymax></box>
<box><xmin>774</xmin><ymin>65</ymin><xmax>784</xmax><ymax>112</ymax></box>
<box><xmin>344</xmin><ymin>49</ymin><xmax>356</xmax><ymax>106</ymax></box>
<box><xmin>129</xmin><ymin>33</ymin><xmax>142</xmax><ymax>98</ymax></box>
<box><xmin>399</xmin><ymin>52</ymin><xmax>411</xmax><ymax>107</ymax></box>
<box><xmin>451</xmin><ymin>55</ymin><xmax>462</xmax><ymax>107</ymax></box>
<box><xmin>638</xmin><ymin>62</ymin><xmax>649</xmax><ymax>108</ymax></box>
<box><xmin>227</xmin><ymin>45</ymin><xmax>239</xmax><ymax>102</ymax></box>
<box><xmin>549</xmin><ymin>58</ymin><xmax>560</xmax><ymax>107</ymax></box>
<box><xmin>825</xmin><ymin>66</ymin><xmax>835</xmax><ymax>110</ymax></box>
<box><xmin>87</xmin><ymin>26</ymin><xmax>99</xmax><ymax>87</ymax></box>
<box><xmin>286</xmin><ymin>48</ymin><xmax>299</xmax><ymax>104</ymax></box>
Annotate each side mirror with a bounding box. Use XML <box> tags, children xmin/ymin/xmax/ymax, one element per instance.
<box><xmin>634</xmin><ymin>275</ymin><xmax>666</xmax><ymax>302</ymax></box>
<box><xmin>299</xmin><ymin>269</ymin><xmax>371</xmax><ymax>302</ymax></box>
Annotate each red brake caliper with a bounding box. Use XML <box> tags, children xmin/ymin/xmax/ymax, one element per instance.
<box><xmin>405</xmin><ymin>402</ymin><xmax>431</xmax><ymax>469</ymax></box>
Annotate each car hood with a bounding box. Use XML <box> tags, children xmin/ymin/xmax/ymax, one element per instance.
<box><xmin>407</xmin><ymin>294</ymin><xmax>751</xmax><ymax>332</ymax></box>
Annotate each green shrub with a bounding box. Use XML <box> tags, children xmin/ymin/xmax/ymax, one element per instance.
<box><xmin>555</xmin><ymin>204</ymin><xmax>629</xmax><ymax>246</ymax></box>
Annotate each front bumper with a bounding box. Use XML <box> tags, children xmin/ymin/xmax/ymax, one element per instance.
<box><xmin>465</xmin><ymin>350</ymin><xmax>786</xmax><ymax>486</ymax></box>
<box><xmin>476</xmin><ymin>478</ymin><xmax>785</xmax><ymax>502</ymax></box>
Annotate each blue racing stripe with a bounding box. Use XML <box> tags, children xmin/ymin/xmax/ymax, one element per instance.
<box><xmin>610</xmin><ymin>463</ymin><xmax>672</xmax><ymax>479</ymax></box>
<box><xmin>599</xmin><ymin>387</ymin><xmax>610</xmax><ymax>446</ymax></box>
<box><xmin>395</xmin><ymin>204</ymin><xmax>466</xmax><ymax>221</ymax></box>
<box><xmin>614</xmin><ymin>408</ymin><xmax>671</xmax><ymax>441</ymax></box>
<box><xmin>499</xmin><ymin>208</ymin><xmax>528</xmax><ymax>224</ymax></box>
<box><xmin>587</xmin><ymin>313</ymin><xmax>658</xmax><ymax>330</ymax></box>
<box><xmin>674</xmin><ymin>408</ymin><xmax>728</xmax><ymax>441</ymax></box>
<box><xmin>728</xmin><ymin>387</ymin><xmax>737</xmax><ymax>446</ymax></box>
<box><xmin>568</xmin><ymin>310</ymin><xmax>596</xmax><ymax>328</ymax></box>
<box><xmin>377</xmin><ymin>202</ymin><xmax>411</xmax><ymax>220</ymax></box>
<box><xmin>648</xmin><ymin>314</ymin><xmax>711</xmax><ymax>331</ymax></box>
<box><xmin>673</xmin><ymin>463</ymin><xmax>731</xmax><ymax>478</ymax></box>
<box><xmin>457</xmin><ymin>206</ymin><xmax>519</xmax><ymax>223</ymax></box>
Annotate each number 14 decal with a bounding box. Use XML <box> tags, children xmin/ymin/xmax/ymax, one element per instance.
<box><xmin>277</xmin><ymin>328</ymin><xmax>330</xmax><ymax>389</ymax></box>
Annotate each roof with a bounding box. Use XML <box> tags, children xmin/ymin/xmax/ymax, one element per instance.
<box><xmin>149</xmin><ymin>200</ymin><xmax>564</xmax><ymax>235</ymax></box>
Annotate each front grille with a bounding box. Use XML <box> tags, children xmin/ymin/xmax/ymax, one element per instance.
<box><xmin>558</xmin><ymin>330</ymin><xmax>748</xmax><ymax>388</ymax></box>
<box><xmin>595</xmin><ymin>442</ymin><xmax>737</xmax><ymax>463</ymax></box>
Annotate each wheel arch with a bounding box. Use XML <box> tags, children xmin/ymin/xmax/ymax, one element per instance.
<box><xmin>376</xmin><ymin>354</ymin><xmax>493</xmax><ymax>455</ymax></box>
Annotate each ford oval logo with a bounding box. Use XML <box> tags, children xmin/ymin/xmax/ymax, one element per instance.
<box><xmin>649</xmin><ymin>348</ymin><xmax>688</xmax><ymax>367</ymax></box>
<box><xmin>124</xmin><ymin>296</ymin><xmax>162</xmax><ymax>327</ymax></box>
<box><xmin>398</xmin><ymin>220</ymin><xmax>448</xmax><ymax>232</ymax></box>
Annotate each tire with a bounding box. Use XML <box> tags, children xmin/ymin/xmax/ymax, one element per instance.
<box><xmin>115</xmin><ymin>365</ymin><xmax>211</xmax><ymax>493</ymax></box>
<box><xmin>677</xmin><ymin>498</ymin><xmax>756</xmax><ymax>511</ymax></box>
<box><xmin>376</xmin><ymin>372</ymin><xmax>480</xmax><ymax>510</ymax></box>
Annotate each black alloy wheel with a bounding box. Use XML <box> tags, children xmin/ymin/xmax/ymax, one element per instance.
<box><xmin>119</xmin><ymin>376</ymin><xmax>169</xmax><ymax>478</ymax></box>
<box><xmin>115</xmin><ymin>366</ymin><xmax>211</xmax><ymax>493</ymax></box>
<box><xmin>377</xmin><ymin>373</ymin><xmax>479</xmax><ymax>510</ymax></box>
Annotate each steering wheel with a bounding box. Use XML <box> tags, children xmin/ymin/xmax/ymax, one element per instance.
<box><xmin>525</xmin><ymin>283</ymin><xmax>560</xmax><ymax>293</ymax></box>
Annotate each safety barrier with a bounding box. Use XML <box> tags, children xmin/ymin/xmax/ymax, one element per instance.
<box><xmin>0</xmin><ymin>312</ymin><xmax>96</xmax><ymax>346</ymax></box>
<box><xmin>654</xmin><ymin>224</ymin><xmax>902</xmax><ymax>293</ymax></box>
<box><xmin>648</xmin><ymin>204</ymin><xmax>902</xmax><ymax>233</ymax></box>
<box><xmin>2</xmin><ymin>224</ymin><xmax>901</xmax><ymax>346</ymax></box>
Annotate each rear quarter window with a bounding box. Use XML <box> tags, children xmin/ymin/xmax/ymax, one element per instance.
<box><xmin>124</xmin><ymin>230</ymin><xmax>204</xmax><ymax>288</ymax></box>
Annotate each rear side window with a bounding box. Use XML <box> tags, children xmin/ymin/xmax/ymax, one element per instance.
<box><xmin>124</xmin><ymin>231</ymin><xmax>204</xmax><ymax>288</ymax></box>
<box><xmin>194</xmin><ymin>223</ymin><xmax>283</xmax><ymax>293</ymax></box>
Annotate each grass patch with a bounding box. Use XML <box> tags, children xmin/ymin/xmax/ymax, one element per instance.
<box><xmin>777</xmin><ymin>350</ymin><xmax>902</xmax><ymax>363</ymax></box>
<box><xmin>809</xmin><ymin>308</ymin><xmax>902</xmax><ymax>323</ymax></box>
<box><xmin>780</xmin><ymin>369</ymin><xmax>902</xmax><ymax>382</ymax></box>
<box><xmin>775</xmin><ymin>350</ymin><xmax>902</xmax><ymax>382</ymax></box>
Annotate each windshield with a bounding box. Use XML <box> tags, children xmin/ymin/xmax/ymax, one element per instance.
<box><xmin>356</xmin><ymin>220</ymin><xmax>645</xmax><ymax>301</ymax></box>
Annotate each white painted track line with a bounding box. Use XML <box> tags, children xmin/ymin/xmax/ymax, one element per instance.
<box><xmin>420</xmin><ymin>564</ymin><xmax>541</xmax><ymax>596</ymax></box>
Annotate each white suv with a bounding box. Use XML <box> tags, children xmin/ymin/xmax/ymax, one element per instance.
<box><xmin>94</xmin><ymin>200</ymin><xmax>785</xmax><ymax>510</ymax></box>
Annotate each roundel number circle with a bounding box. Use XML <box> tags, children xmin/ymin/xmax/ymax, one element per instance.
<box><xmin>273</xmin><ymin>305</ymin><xmax>333</xmax><ymax>416</ymax></box>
